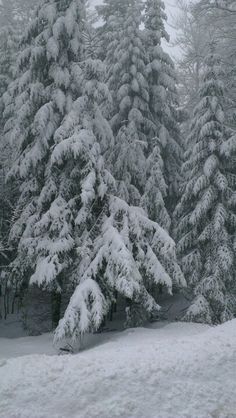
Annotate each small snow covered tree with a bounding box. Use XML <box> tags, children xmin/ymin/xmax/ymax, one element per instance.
<box><xmin>144</xmin><ymin>0</ymin><xmax>184</xmax><ymax>216</ymax></box>
<box><xmin>175</xmin><ymin>48</ymin><xmax>236</xmax><ymax>324</ymax></box>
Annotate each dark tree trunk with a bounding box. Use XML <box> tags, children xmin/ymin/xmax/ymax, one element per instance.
<box><xmin>51</xmin><ymin>291</ymin><xmax>62</xmax><ymax>329</ymax></box>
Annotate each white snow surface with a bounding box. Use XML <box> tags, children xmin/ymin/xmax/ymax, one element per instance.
<box><xmin>0</xmin><ymin>320</ymin><xmax>236</xmax><ymax>418</ymax></box>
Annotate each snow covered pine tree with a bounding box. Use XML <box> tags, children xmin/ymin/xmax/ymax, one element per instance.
<box><xmin>53</xmin><ymin>0</ymin><xmax>185</xmax><ymax>342</ymax></box>
<box><xmin>68</xmin><ymin>0</ymin><xmax>186</xmax><ymax>332</ymax></box>
<box><xmin>175</xmin><ymin>48</ymin><xmax>236</xmax><ymax>324</ymax></box>
<box><xmin>144</xmin><ymin>0</ymin><xmax>184</xmax><ymax>217</ymax></box>
<box><xmin>54</xmin><ymin>55</ymin><xmax>185</xmax><ymax>342</ymax></box>
<box><xmin>4</xmin><ymin>0</ymin><xmax>185</xmax><ymax>342</ymax></box>
<box><xmin>103</xmin><ymin>0</ymin><xmax>152</xmax><ymax>208</ymax></box>
<box><xmin>4</xmin><ymin>0</ymin><xmax>87</xmax><ymax>331</ymax></box>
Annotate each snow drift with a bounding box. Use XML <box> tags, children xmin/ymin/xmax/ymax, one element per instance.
<box><xmin>0</xmin><ymin>320</ymin><xmax>236</xmax><ymax>418</ymax></box>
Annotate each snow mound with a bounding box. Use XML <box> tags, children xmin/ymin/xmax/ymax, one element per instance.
<box><xmin>0</xmin><ymin>320</ymin><xmax>236</xmax><ymax>418</ymax></box>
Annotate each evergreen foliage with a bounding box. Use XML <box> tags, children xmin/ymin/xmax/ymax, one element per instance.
<box><xmin>175</xmin><ymin>49</ymin><xmax>236</xmax><ymax>324</ymax></box>
<box><xmin>3</xmin><ymin>0</ymin><xmax>236</xmax><ymax>339</ymax></box>
<box><xmin>3</xmin><ymin>0</ymin><xmax>86</xmax><ymax>305</ymax></box>
<box><xmin>1</xmin><ymin>0</ymin><xmax>185</xmax><ymax>339</ymax></box>
<box><xmin>99</xmin><ymin>0</ymin><xmax>178</xmax><ymax>230</ymax></box>
<box><xmin>102</xmin><ymin>0</ymin><xmax>150</xmax><ymax>207</ymax></box>
<box><xmin>53</xmin><ymin>55</ymin><xmax>185</xmax><ymax>341</ymax></box>
<box><xmin>144</xmin><ymin>0</ymin><xmax>183</xmax><ymax>214</ymax></box>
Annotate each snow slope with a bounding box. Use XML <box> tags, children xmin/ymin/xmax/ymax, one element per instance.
<box><xmin>0</xmin><ymin>320</ymin><xmax>236</xmax><ymax>418</ymax></box>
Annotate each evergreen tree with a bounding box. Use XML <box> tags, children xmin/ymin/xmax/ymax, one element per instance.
<box><xmin>53</xmin><ymin>56</ymin><xmax>185</xmax><ymax>343</ymax></box>
<box><xmin>144</xmin><ymin>0</ymin><xmax>183</xmax><ymax>216</ymax></box>
<box><xmin>54</xmin><ymin>0</ymin><xmax>185</xmax><ymax>341</ymax></box>
<box><xmin>99</xmin><ymin>0</ymin><xmax>153</xmax><ymax>207</ymax></box>
<box><xmin>96</xmin><ymin>0</ymin><xmax>128</xmax><ymax>61</ymax></box>
<box><xmin>0</xmin><ymin>27</ymin><xmax>17</xmax><ymax>102</ymax></box>
<box><xmin>0</xmin><ymin>0</ymin><xmax>30</xmax><ymax>289</ymax></box>
<box><xmin>175</xmin><ymin>49</ymin><xmax>236</xmax><ymax>324</ymax></box>
<box><xmin>99</xmin><ymin>0</ymin><xmax>182</xmax><ymax>228</ymax></box>
<box><xmin>4</xmin><ymin>0</ymin><xmax>86</xmax><ymax>319</ymax></box>
<box><xmin>0</xmin><ymin>0</ymin><xmax>38</xmax><ymax>105</ymax></box>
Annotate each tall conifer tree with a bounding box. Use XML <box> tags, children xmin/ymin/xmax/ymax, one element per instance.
<box><xmin>175</xmin><ymin>49</ymin><xmax>236</xmax><ymax>323</ymax></box>
<box><xmin>144</xmin><ymin>0</ymin><xmax>183</xmax><ymax>216</ymax></box>
<box><xmin>54</xmin><ymin>53</ymin><xmax>185</xmax><ymax>341</ymax></box>
<box><xmin>4</xmin><ymin>0</ymin><xmax>86</xmax><ymax>319</ymax></box>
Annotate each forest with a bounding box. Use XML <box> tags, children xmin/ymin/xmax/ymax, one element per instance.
<box><xmin>1</xmin><ymin>1</ymin><xmax>236</xmax><ymax>417</ymax></box>
<box><xmin>0</xmin><ymin>0</ymin><xmax>236</xmax><ymax>341</ymax></box>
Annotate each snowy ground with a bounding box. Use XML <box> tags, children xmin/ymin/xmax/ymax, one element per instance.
<box><xmin>0</xmin><ymin>320</ymin><xmax>236</xmax><ymax>418</ymax></box>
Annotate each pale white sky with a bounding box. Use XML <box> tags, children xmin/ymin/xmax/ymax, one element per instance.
<box><xmin>89</xmin><ymin>0</ymin><xmax>182</xmax><ymax>59</ymax></box>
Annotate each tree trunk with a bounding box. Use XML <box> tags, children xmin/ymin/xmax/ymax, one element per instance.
<box><xmin>51</xmin><ymin>291</ymin><xmax>62</xmax><ymax>329</ymax></box>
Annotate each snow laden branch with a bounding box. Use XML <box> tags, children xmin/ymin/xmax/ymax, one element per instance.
<box><xmin>54</xmin><ymin>196</ymin><xmax>185</xmax><ymax>343</ymax></box>
<box><xmin>54</xmin><ymin>279</ymin><xmax>107</xmax><ymax>343</ymax></box>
